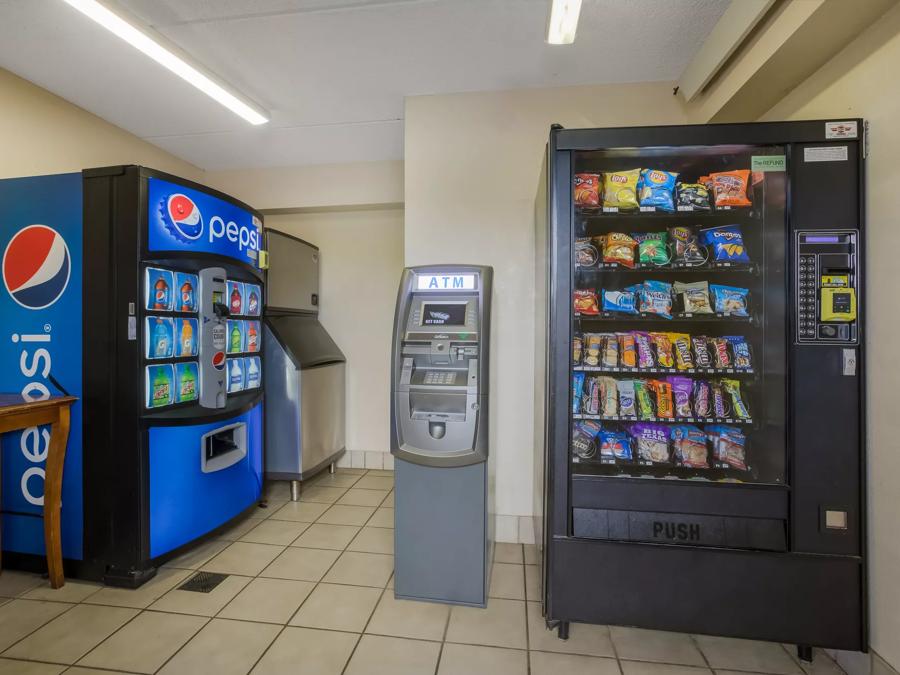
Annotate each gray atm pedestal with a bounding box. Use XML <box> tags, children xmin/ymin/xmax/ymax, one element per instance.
<box><xmin>390</xmin><ymin>265</ymin><xmax>493</xmax><ymax>607</ymax></box>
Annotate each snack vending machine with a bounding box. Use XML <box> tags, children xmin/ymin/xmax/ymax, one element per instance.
<box><xmin>535</xmin><ymin>121</ymin><xmax>865</xmax><ymax>652</ymax></box>
<box><xmin>0</xmin><ymin>166</ymin><xmax>265</xmax><ymax>586</ymax></box>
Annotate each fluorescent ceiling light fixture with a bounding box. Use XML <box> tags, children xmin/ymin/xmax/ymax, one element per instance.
<box><xmin>546</xmin><ymin>0</ymin><xmax>582</xmax><ymax>45</ymax></box>
<box><xmin>60</xmin><ymin>0</ymin><xmax>269</xmax><ymax>125</ymax></box>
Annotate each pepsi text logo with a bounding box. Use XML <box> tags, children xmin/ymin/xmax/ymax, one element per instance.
<box><xmin>2</xmin><ymin>225</ymin><xmax>71</xmax><ymax>310</ymax></box>
<box><xmin>209</xmin><ymin>215</ymin><xmax>259</xmax><ymax>253</ymax></box>
<box><xmin>10</xmin><ymin>326</ymin><xmax>54</xmax><ymax>506</ymax></box>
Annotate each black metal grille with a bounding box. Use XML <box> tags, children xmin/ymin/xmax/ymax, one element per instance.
<box><xmin>178</xmin><ymin>571</ymin><xmax>228</xmax><ymax>593</ymax></box>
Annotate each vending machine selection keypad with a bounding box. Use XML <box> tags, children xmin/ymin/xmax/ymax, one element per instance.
<box><xmin>797</xmin><ymin>254</ymin><xmax>817</xmax><ymax>338</ymax></box>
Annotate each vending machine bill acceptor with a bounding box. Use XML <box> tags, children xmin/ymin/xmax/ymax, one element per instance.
<box><xmin>391</xmin><ymin>265</ymin><xmax>494</xmax><ymax>606</ymax></box>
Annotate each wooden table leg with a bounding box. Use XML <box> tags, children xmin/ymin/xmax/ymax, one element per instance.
<box><xmin>43</xmin><ymin>404</ymin><xmax>70</xmax><ymax>589</ymax></box>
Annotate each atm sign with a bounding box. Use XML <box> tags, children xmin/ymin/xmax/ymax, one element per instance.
<box><xmin>416</xmin><ymin>274</ymin><xmax>476</xmax><ymax>291</ymax></box>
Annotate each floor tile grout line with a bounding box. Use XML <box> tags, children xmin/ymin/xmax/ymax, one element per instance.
<box><xmin>521</xmin><ymin>545</ymin><xmax>533</xmax><ymax>675</ymax></box>
<box><xmin>691</xmin><ymin>633</ymin><xmax>715</xmax><ymax>672</ymax></box>
<box><xmin>338</xmin><ymin>576</ymin><xmax>390</xmax><ymax>675</ymax></box>
<box><xmin>147</xmin><ymin>613</ymin><xmax>213</xmax><ymax>675</ymax></box>
<box><xmin>0</xmin><ymin>597</ymin><xmax>84</xmax><ymax>660</ymax></box>
<box><xmin>606</xmin><ymin>621</ymin><xmax>625</xmax><ymax>675</ymax></box>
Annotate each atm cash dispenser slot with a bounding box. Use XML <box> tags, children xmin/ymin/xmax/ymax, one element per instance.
<box><xmin>796</xmin><ymin>231</ymin><xmax>859</xmax><ymax>344</ymax></box>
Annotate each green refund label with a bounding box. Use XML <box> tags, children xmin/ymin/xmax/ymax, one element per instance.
<box><xmin>751</xmin><ymin>155</ymin><xmax>786</xmax><ymax>172</ymax></box>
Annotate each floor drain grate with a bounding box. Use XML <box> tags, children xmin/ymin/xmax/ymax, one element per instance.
<box><xmin>178</xmin><ymin>571</ymin><xmax>229</xmax><ymax>593</ymax></box>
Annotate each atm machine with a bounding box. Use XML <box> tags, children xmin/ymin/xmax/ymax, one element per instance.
<box><xmin>390</xmin><ymin>265</ymin><xmax>493</xmax><ymax>607</ymax></box>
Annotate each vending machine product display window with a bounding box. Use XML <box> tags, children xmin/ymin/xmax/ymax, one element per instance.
<box><xmin>535</xmin><ymin>120</ymin><xmax>865</xmax><ymax>651</ymax></box>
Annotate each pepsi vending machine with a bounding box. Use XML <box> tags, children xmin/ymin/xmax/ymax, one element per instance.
<box><xmin>0</xmin><ymin>166</ymin><xmax>265</xmax><ymax>586</ymax></box>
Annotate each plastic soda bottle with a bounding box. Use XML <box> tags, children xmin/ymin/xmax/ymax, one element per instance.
<box><xmin>180</xmin><ymin>279</ymin><xmax>194</xmax><ymax>312</ymax></box>
<box><xmin>154</xmin><ymin>319</ymin><xmax>170</xmax><ymax>357</ymax></box>
<box><xmin>151</xmin><ymin>367</ymin><xmax>171</xmax><ymax>407</ymax></box>
<box><xmin>179</xmin><ymin>366</ymin><xmax>196</xmax><ymax>401</ymax></box>
<box><xmin>229</xmin><ymin>359</ymin><xmax>243</xmax><ymax>392</ymax></box>
<box><xmin>153</xmin><ymin>277</ymin><xmax>169</xmax><ymax>310</ymax></box>
<box><xmin>247</xmin><ymin>322</ymin><xmax>258</xmax><ymax>352</ymax></box>
<box><xmin>180</xmin><ymin>319</ymin><xmax>193</xmax><ymax>356</ymax></box>
<box><xmin>246</xmin><ymin>358</ymin><xmax>259</xmax><ymax>388</ymax></box>
<box><xmin>247</xmin><ymin>287</ymin><xmax>259</xmax><ymax>315</ymax></box>
<box><xmin>230</xmin><ymin>323</ymin><xmax>242</xmax><ymax>352</ymax></box>
<box><xmin>230</xmin><ymin>285</ymin><xmax>242</xmax><ymax>314</ymax></box>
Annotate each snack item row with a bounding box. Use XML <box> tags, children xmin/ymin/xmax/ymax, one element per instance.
<box><xmin>576</xmin><ymin>281</ymin><xmax>750</xmax><ymax>318</ymax></box>
<box><xmin>572</xmin><ymin>420</ymin><xmax>748</xmax><ymax>470</ymax></box>
<box><xmin>575</xmin><ymin>224</ymin><xmax>749</xmax><ymax>269</ymax></box>
<box><xmin>572</xmin><ymin>373</ymin><xmax>751</xmax><ymax>421</ymax></box>
<box><xmin>573</xmin><ymin>332</ymin><xmax>752</xmax><ymax>371</ymax></box>
<box><xmin>573</xmin><ymin>169</ymin><xmax>754</xmax><ymax>211</ymax></box>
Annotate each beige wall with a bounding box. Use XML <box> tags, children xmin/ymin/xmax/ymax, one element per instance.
<box><xmin>265</xmin><ymin>209</ymin><xmax>404</xmax><ymax>456</ymax></box>
<box><xmin>205</xmin><ymin>161</ymin><xmax>403</xmax><ymax>212</ymax></box>
<box><xmin>404</xmin><ymin>83</ymin><xmax>689</xmax><ymax>519</ymax></box>
<box><xmin>0</xmin><ymin>68</ymin><xmax>201</xmax><ymax>180</ymax></box>
<box><xmin>762</xmin><ymin>5</ymin><xmax>900</xmax><ymax>670</ymax></box>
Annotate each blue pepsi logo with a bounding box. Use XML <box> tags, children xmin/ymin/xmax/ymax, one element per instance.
<box><xmin>2</xmin><ymin>225</ymin><xmax>71</xmax><ymax>310</ymax></box>
<box><xmin>163</xmin><ymin>194</ymin><xmax>203</xmax><ymax>242</ymax></box>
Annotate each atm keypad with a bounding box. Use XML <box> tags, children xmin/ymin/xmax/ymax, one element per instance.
<box><xmin>424</xmin><ymin>371</ymin><xmax>457</xmax><ymax>385</ymax></box>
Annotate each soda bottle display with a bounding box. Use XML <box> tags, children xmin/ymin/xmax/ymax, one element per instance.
<box><xmin>154</xmin><ymin>319</ymin><xmax>170</xmax><ymax>358</ymax></box>
<box><xmin>153</xmin><ymin>277</ymin><xmax>170</xmax><ymax>310</ymax></box>
<box><xmin>176</xmin><ymin>363</ymin><xmax>198</xmax><ymax>402</ymax></box>
<box><xmin>247</xmin><ymin>286</ymin><xmax>260</xmax><ymax>315</ymax></box>
<box><xmin>228</xmin><ymin>359</ymin><xmax>244</xmax><ymax>392</ymax></box>
<box><xmin>149</xmin><ymin>366</ymin><xmax>172</xmax><ymax>408</ymax></box>
<box><xmin>245</xmin><ymin>357</ymin><xmax>260</xmax><ymax>389</ymax></box>
<box><xmin>180</xmin><ymin>319</ymin><xmax>194</xmax><ymax>356</ymax></box>
<box><xmin>229</xmin><ymin>284</ymin><xmax>243</xmax><ymax>314</ymax></box>
<box><xmin>180</xmin><ymin>280</ymin><xmax>194</xmax><ymax>312</ymax></box>
<box><xmin>247</xmin><ymin>321</ymin><xmax>259</xmax><ymax>352</ymax></box>
<box><xmin>230</xmin><ymin>322</ymin><xmax>242</xmax><ymax>353</ymax></box>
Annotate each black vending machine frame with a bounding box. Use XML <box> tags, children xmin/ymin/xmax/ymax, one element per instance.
<box><xmin>536</xmin><ymin>121</ymin><xmax>866</xmax><ymax>650</ymax></box>
<box><xmin>79</xmin><ymin>165</ymin><xmax>265</xmax><ymax>587</ymax></box>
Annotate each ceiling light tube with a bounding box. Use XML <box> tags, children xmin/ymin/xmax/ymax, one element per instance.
<box><xmin>61</xmin><ymin>0</ymin><xmax>269</xmax><ymax>125</ymax></box>
<box><xmin>546</xmin><ymin>0</ymin><xmax>582</xmax><ymax>45</ymax></box>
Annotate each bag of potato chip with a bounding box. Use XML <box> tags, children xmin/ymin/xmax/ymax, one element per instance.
<box><xmin>602</xmin><ymin>169</ymin><xmax>641</xmax><ymax>210</ymax></box>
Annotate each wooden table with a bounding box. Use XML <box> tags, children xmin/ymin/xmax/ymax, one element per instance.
<box><xmin>0</xmin><ymin>394</ymin><xmax>77</xmax><ymax>589</ymax></box>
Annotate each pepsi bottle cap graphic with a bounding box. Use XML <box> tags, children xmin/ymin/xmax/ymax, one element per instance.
<box><xmin>160</xmin><ymin>193</ymin><xmax>203</xmax><ymax>242</ymax></box>
<box><xmin>2</xmin><ymin>224</ymin><xmax>71</xmax><ymax>310</ymax></box>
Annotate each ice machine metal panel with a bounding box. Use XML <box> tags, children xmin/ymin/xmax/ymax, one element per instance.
<box><xmin>265</xmin><ymin>229</ymin><xmax>319</xmax><ymax>313</ymax></box>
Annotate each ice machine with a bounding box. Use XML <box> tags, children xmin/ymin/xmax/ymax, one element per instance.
<box><xmin>263</xmin><ymin>230</ymin><xmax>345</xmax><ymax>499</ymax></box>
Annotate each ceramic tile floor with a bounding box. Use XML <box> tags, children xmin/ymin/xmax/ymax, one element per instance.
<box><xmin>0</xmin><ymin>468</ymin><xmax>845</xmax><ymax>675</ymax></box>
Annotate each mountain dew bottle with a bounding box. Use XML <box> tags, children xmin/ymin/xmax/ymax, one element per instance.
<box><xmin>230</xmin><ymin>323</ymin><xmax>242</xmax><ymax>352</ymax></box>
<box><xmin>151</xmin><ymin>367</ymin><xmax>171</xmax><ymax>407</ymax></box>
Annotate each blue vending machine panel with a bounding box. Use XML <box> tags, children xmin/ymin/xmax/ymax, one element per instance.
<box><xmin>147</xmin><ymin>178</ymin><xmax>261</xmax><ymax>270</ymax></box>
<box><xmin>148</xmin><ymin>402</ymin><xmax>263</xmax><ymax>558</ymax></box>
<box><xmin>0</xmin><ymin>173</ymin><xmax>84</xmax><ymax>559</ymax></box>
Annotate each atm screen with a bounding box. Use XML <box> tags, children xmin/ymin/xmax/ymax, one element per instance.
<box><xmin>421</xmin><ymin>303</ymin><xmax>466</xmax><ymax>326</ymax></box>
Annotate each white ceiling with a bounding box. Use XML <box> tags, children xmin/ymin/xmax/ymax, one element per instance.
<box><xmin>0</xmin><ymin>0</ymin><xmax>730</xmax><ymax>170</ymax></box>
